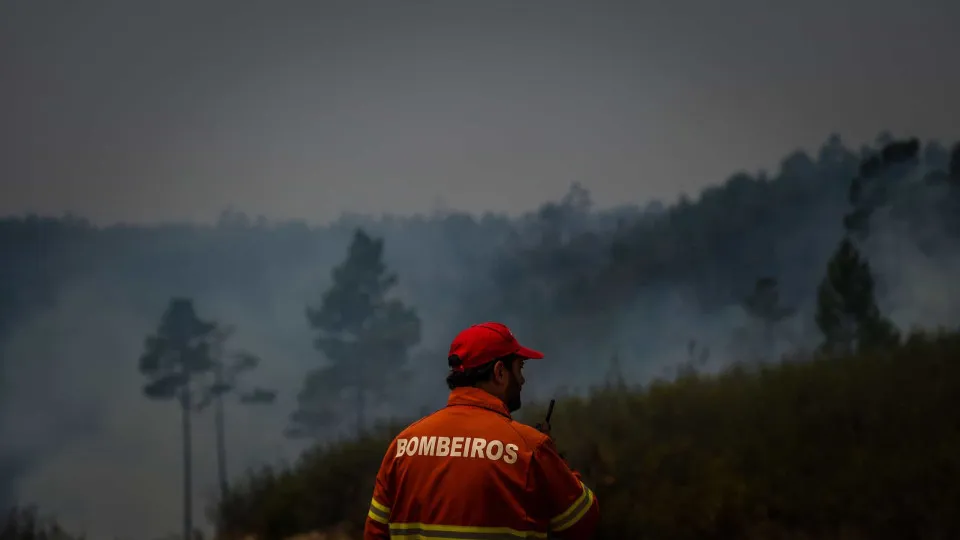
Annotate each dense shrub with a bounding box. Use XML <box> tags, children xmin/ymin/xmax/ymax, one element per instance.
<box><xmin>215</xmin><ymin>423</ymin><xmax>407</xmax><ymax>540</ymax></box>
<box><xmin>215</xmin><ymin>330</ymin><xmax>960</xmax><ymax>540</ymax></box>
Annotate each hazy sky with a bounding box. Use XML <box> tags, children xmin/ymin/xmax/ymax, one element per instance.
<box><xmin>1</xmin><ymin>0</ymin><xmax>958</xmax><ymax>225</ymax></box>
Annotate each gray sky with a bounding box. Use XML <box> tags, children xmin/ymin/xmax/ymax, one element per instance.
<box><xmin>1</xmin><ymin>0</ymin><xmax>958</xmax><ymax>226</ymax></box>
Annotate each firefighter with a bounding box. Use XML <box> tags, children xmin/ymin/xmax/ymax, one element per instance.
<box><xmin>364</xmin><ymin>322</ymin><xmax>600</xmax><ymax>539</ymax></box>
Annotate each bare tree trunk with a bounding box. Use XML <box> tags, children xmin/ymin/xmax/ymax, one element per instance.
<box><xmin>181</xmin><ymin>386</ymin><xmax>194</xmax><ymax>540</ymax></box>
<box><xmin>210</xmin><ymin>328</ymin><xmax>230</xmax><ymax>502</ymax></box>
<box><xmin>357</xmin><ymin>385</ymin><xmax>365</xmax><ymax>438</ymax></box>
<box><xmin>356</xmin><ymin>355</ymin><xmax>365</xmax><ymax>438</ymax></box>
<box><xmin>215</xmin><ymin>385</ymin><xmax>229</xmax><ymax>500</ymax></box>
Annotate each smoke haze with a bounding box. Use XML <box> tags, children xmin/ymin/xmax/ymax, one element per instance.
<box><xmin>2</xmin><ymin>136</ymin><xmax>960</xmax><ymax>538</ymax></box>
<box><xmin>2</xmin><ymin>1</ymin><xmax>960</xmax><ymax>538</ymax></box>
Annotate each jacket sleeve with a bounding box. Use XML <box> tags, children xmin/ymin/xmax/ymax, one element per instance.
<box><xmin>363</xmin><ymin>439</ymin><xmax>396</xmax><ymax>540</ymax></box>
<box><xmin>529</xmin><ymin>437</ymin><xmax>600</xmax><ymax>539</ymax></box>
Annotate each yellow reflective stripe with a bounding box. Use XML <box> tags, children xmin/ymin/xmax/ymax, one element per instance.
<box><xmin>389</xmin><ymin>522</ymin><xmax>548</xmax><ymax>539</ymax></box>
<box><xmin>368</xmin><ymin>508</ymin><xmax>389</xmax><ymax>525</ymax></box>
<box><xmin>368</xmin><ymin>497</ymin><xmax>390</xmax><ymax>525</ymax></box>
<box><xmin>371</xmin><ymin>497</ymin><xmax>390</xmax><ymax>513</ymax></box>
<box><xmin>549</xmin><ymin>481</ymin><xmax>595</xmax><ymax>532</ymax></box>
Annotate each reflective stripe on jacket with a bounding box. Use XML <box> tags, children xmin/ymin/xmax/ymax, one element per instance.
<box><xmin>364</xmin><ymin>387</ymin><xmax>599</xmax><ymax>539</ymax></box>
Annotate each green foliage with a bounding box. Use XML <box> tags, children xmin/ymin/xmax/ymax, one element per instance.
<box><xmin>815</xmin><ymin>239</ymin><xmax>899</xmax><ymax>355</ymax></box>
<box><xmin>289</xmin><ymin>229</ymin><xmax>422</xmax><ymax>439</ymax></box>
<box><xmin>216</xmin><ymin>331</ymin><xmax>960</xmax><ymax>540</ymax></box>
<box><xmin>139</xmin><ymin>298</ymin><xmax>219</xmax><ymax>403</ymax></box>
<box><xmin>486</xmin><ymin>136</ymin><xmax>960</xmax><ymax>364</ymax></box>
<box><xmin>216</xmin><ymin>422</ymin><xmax>407</xmax><ymax>540</ymax></box>
<box><xmin>139</xmin><ymin>297</ymin><xmax>221</xmax><ymax>540</ymax></box>
<box><xmin>194</xmin><ymin>327</ymin><xmax>277</xmax><ymax>411</ymax></box>
<box><xmin>487</xmin><ymin>138</ymin><xmax>862</xmax><ymax>356</ymax></box>
<box><xmin>200</xmin><ymin>325</ymin><xmax>278</xmax><ymax>505</ymax></box>
<box><xmin>138</xmin><ymin>298</ymin><xmax>274</xmax><ymax>538</ymax></box>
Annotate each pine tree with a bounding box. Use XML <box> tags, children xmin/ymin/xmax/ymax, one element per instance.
<box><xmin>288</xmin><ymin>228</ymin><xmax>421</xmax><ymax>439</ymax></box>
<box><xmin>194</xmin><ymin>324</ymin><xmax>276</xmax><ymax>503</ymax></box>
<box><xmin>138</xmin><ymin>298</ymin><xmax>217</xmax><ymax>540</ymax></box>
<box><xmin>139</xmin><ymin>298</ymin><xmax>274</xmax><ymax>537</ymax></box>
<box><xmin>815</xmin><ymin>140</ymin><xmax>922</xmax><ymax>354</ymax></box>
<box><xmin>815</xmin><ymin>239</ymin><xmax>899</xmax><ymax>355</ymax></box>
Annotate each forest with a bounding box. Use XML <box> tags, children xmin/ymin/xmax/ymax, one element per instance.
<box><xmin>1</xmin><ymin>133</ymin><xmax>959</xmax><ymax>539</ymax></box>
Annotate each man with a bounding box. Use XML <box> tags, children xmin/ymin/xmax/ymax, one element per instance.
<box><xmin>364</xmin><ymin>322</ymin><xmax>600</xmax><ymax>539</ymax></box>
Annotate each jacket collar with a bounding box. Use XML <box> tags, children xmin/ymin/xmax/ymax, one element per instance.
<box><xmin>447</xmin><ymin>387</ymin><xmax>511</xmax><ymax>419</ymax></box>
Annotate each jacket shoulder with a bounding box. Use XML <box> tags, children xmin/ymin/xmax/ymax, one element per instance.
<box><xmin>394</xmin><ymin>410</ymin><xmax>438</xmax><ymax>440</ymax></box>
<box><xmin>506</xmin><ymin>419</ymin><xmax>550</xmax><ymax>450</ymax></box>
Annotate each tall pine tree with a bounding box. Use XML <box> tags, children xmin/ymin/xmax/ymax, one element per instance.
<box><xmin>139</xmin><ymin>298</ymin><xmax>274</xmax><ymax>536</ymax></box>
<box><xmin>194</xmin><ymin>324</ymin><xmax>276</xmax><ymax>503</ymax></box>
<box><xmin>138</xmin><ymin>298</ymin><xmax>217</xmax><ymax>540</ymax></box>
<box><xmin>288</xmin><ymin>228</ymin><xmax>421</xmax><ymax>439</ymax></box>
<box><xmin>815</xmin><ymin>239</ymin><xmax>899</xmax><ymax>355</ymax></box>
<box><xmin>815</xmin><ymin>140</ymin><xmax>915</xmax><ymax>355</ymax></box>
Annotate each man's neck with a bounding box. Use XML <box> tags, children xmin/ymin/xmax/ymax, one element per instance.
<box><xmin>473</xmin><ymin>383</ymin><xmax>504</xmax><ymax>404</ymax></box>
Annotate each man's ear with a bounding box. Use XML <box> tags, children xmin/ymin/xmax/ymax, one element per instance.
<box><xmin>492</xmin><ymin>360</ymin><xmax>506</xmax><ymax>383</ymax></box>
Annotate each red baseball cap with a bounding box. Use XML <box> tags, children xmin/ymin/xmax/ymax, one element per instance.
<box><xmin>447</xmin><ymin>322</ymin><xmax>544</xmax><ymax>372</ymax></box>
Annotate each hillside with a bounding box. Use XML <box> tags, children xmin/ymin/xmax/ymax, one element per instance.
<box><xmin>214</xmin><ymin>329</ymin><xmax>960</xmax><ymax>540</ymax></box>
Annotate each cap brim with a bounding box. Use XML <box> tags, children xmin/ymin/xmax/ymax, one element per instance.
<box><xmin>516</xmin><ymin>345</ymin><xmax>545</xmax><ymax>359</ymax></box>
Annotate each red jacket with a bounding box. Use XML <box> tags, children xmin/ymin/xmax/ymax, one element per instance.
<box><xmin>364</xmin><ymin>387</ymin><xmax>599</xmax><ymax>539</ymax></box>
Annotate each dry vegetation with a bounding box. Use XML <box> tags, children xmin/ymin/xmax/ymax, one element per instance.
<box><xmin>211</xmin><ymin>329</ymin><xmax>960</xmax><ymax>540</ymax></box>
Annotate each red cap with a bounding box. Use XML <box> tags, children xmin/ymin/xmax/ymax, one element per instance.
<box><xmin>447</xmin><ymin>322</ymin><xmax>544</xmax><ymax>372</ymax></box>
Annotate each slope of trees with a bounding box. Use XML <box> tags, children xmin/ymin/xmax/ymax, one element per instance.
<box><xmin>214</xmin><ymin>329</ymin><xmax>960</xmax><ymax>540</ymax></box>
<box><xmin>0</xmin><ymin>136</ymin><xmax>955</xmax><ymax>382</ymax></box>
<box><xmin>488</xmin><ymin>137</ymin><xmax>960</xmax><ymax>362</ymax></box>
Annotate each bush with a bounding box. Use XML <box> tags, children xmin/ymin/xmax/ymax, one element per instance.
<box><xmin>216</xmin><ymin>423</ymin><xmax>407</xmax><ymax>540</ymax></box>
<box><xmin>217</xmin><ymin>330</ymin><xmax>960</xmax><ymax>540</ymax></box>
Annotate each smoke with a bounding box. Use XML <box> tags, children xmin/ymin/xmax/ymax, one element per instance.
<box><xmin>875</xmin><ymin>226</ymin><xmax>960</xmax><ymax>332</ymax></box>
<box><xmin>0</xmin><ymin>210</ymin><xmax>516</xmax><ymax>539</ymax></box>
<box><xmin>1</xmin><ymin>136</ymin><xmax>959</xmax><ymax>539</ymax></box>
<box><xmin>0</xmin><ymin>273</ymin><xmax>314</xmax><ymax>539</ymax></box>
<box><xmin>867</xmin><ymin>193</ymin><xmax>960</xmax><ymax>333</ymax></box>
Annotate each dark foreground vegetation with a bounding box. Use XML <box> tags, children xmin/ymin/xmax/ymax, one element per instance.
<box><xmin>214</xmin><ymin>329</ymin><xmax>960</xmax><ymax>540</ymax></box>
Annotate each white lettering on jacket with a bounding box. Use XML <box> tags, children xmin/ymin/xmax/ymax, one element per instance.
<box><xmin>396</xmin><ymin>436</ymin><xmax>519</xmax><ymax>464</ymax></box>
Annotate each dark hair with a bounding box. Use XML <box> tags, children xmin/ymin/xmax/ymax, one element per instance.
<box><xmin>446</xmin><ymin>353</ymin><xmax>519</xmax><ymax>390</ymax></box>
